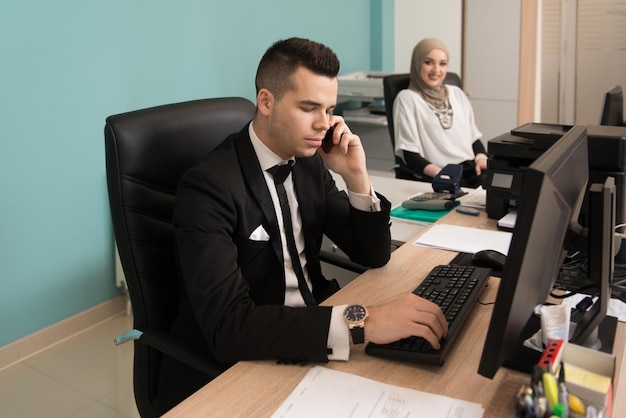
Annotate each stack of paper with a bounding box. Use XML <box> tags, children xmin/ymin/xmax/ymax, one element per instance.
<box><xmin>414</xmin><ymin>224</ymin><xmax>512</xmax><ymax>256</ymax></box>
<box><xmin>497</xmin><ymin>210</ymin><xmax>517</xmax><ymax>230</ymax></box>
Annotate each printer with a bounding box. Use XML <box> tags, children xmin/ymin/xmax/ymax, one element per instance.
<box><xmin>483</xmin><ymin>123</ymin><xmax>626</xmax><ymax>231</ymax></box>
<box><xmin>337</xmin><ymin>71</ymin><xmax>391</xmax><ymax>101</ymax></box>
<box><xmin>483</xmin><ymin>123</ymin><xmax>569</xmax><ymax>220</ymax></box>
<box><xmin>337</xmin><ymin>71</ymin><xmax>393</xmax><ymax>125</ymax></box>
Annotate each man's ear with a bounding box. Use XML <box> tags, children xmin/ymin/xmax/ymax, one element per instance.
<box><xmin>257</xmin><ymin>88</ymin><xmax>273</xmax><ymax>116</ymax></box>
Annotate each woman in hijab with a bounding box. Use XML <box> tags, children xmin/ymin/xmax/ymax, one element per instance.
<box><xmin>393</xmin><ymin>38</ymin><xmax>486</xmax><ymax>188</ymax></box>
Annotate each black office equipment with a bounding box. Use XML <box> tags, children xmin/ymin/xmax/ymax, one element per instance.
<box><xmin>456</xmin><ymin>206</ymin><xmax>480</xmax><ymax>216</ymax></box>
<box><xmin>570</xmin><ymin>177</ymin><xmax>615</xmax><ymax>346</ymax></box>
<box><xmin>483</xmin><ymin>123</ymin><xmax>626</xmax><ymax>262</ymax></box>
<box><xmin>105</xmin><ymin>96</ymin><xmax>392</xmax><ymax>414</ymax></box>
<box><xmin>432</xmin><ymin>163</ymin><xmax>464</xmax><ymax>195</ymax></box>
<box><xmin>366</xmin><ymin>264</ymin><xmax>490</xmax><ymax>365</ymax></box>
<box><xmin>600</xmin><ymin>85</ymin><xmax>624</xmax><ymax>126</ymax></box>
<box><xmin>477</xmin><ymin>126</ymin><xmax>618</xmax><ymax>379</ymax></box>
<box><xmin>483</xmin><ymin>126</ymin><xmax>566</xmax><ymax>220</ymax></box>
<box><xmin>401</xmin><ymin>190</ymin><xmax>465</xmax><ymax>211</ymax></box>
<box><xmin>105</xmin><ymin>97</ymin><xmax>256</xmax><ymax>417</ymax></box>
<box><xmin>471</xmin><ymin>249</ymin><xmax>506</xmax><ymax>272</ymax></box>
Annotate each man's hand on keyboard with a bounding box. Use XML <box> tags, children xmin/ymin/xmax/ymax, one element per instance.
<box><xmin>364</xmin><ymin>294</ymin><xmax>449</xmax><ymax>349</ymax></box>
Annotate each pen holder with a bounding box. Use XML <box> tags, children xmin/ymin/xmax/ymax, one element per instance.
<box><xmin>517</xmin><ymin>342</ymin><xmax>615</xmax><ymax>418</ymax></box>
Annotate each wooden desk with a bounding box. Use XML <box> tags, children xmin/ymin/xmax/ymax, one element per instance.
<box><xmin>164</xmin><ymin>209</ymin><xmax>626</xmax><ymax>418</ymax></box>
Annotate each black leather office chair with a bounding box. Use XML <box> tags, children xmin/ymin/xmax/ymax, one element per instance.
<box><xmin>383</xmin><ymin>72</ymin><xmax>462</xmax><ymax>181</ymax></box>
<box><xmin>105</xmin><ymin>97</ymin><xmax>255</xmax><ymax>417</ymax></box>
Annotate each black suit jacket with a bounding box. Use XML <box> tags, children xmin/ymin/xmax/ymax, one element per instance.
<box><xmin>159</xmin><ymin>125</ymin><xmax>391</xmax><ymax>408</ymax></box>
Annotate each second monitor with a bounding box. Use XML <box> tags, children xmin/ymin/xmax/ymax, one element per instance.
<box><xmin>478</xmin><ymin>126</ymin><xmax>618</xmax><ymax>379</ymax></box>
<box><xmin>600</xmin><ymin>85</ymin><xmax>624</xmax><ymax>126</ymax></box>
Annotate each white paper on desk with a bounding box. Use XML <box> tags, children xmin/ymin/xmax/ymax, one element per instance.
<box><xmin>414</xmin><ymin>224</ymin><xmax>512</xmax><ymax>256</ymax></box>
<box><xmin>457</xmin><ymin>186</ymin><xmax>487</xmax><ymax>209</ymax></box>
<box><xmin>271</xmin><ymin>366</ymin><xmax>484</xmax><ymax>418</ymax></box>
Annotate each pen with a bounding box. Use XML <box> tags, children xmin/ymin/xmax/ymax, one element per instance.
<box><xmin>558</xmin><ymin>367</ymin><xmax>569</xmax><ymax>418</ymax></box>
<box><xmin>534</xmin><ymin>396</ymin><xmax>547</xmax><ymax>417</ymax></box>
<box><xmin>586</xmin><ymin>406</ymin><xmax>597</xmax><ymax>418</ymax></box>
<box><xmin>543</xmin><ymin>372</ymin><xmax>558</xmax><ymax>411</ymax></box>
<box><xmin>532</xmin><ymin>365</ymin><xmax>547</xmax><ymax>397</ymax></box>
<box><xmin>516</xmin><ymin>384</ymin><xmax>534</xmax><ymax>417</ymax></box>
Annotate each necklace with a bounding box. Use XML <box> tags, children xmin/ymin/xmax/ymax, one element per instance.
<box><xmin>429</xmin><ymin>100</ymin><xmax>453</xmax><ymax>129</ymax></box>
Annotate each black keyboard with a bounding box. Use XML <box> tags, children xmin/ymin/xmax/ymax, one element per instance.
<box><xmin>365</xmin><ymin>264</ymin><xmax>490</xmax><ymax>366</ymax></box>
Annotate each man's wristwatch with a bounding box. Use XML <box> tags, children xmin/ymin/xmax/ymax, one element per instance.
<box><xmin>343</xmin><ymin>304</ymin><xmax>368</xmax><ymax>344</ymax></box>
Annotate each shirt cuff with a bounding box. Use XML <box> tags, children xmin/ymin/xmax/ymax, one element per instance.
<box><xmin>327</xmin><ymin>305</ymin><xmax>350</xmax><ymax>361</ymax></box>
<box><xmin>347</xmin><ymin>183</ymin><xmax>381</xmax><ymax>212</ymax></box>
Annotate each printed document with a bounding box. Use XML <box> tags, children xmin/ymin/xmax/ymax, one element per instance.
<box><xmin>271</xmin><ymin>366</ymin><xmax>484</xmax><ymax>418</ymax></box>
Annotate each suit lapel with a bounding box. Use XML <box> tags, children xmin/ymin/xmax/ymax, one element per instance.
<box><xmin>234</xmin><ymin>131</ymin><xmax>284</xmax><ymax>260</ymax></box>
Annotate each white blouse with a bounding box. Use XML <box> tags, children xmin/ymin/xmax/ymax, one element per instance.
<box><xmin>393</xmin><ymin>85</ymin><xmax>482</xmax><ymax>167</ymax></box>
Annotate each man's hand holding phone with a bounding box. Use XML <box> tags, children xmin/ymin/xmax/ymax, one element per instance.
<box><xmin>319</xmin><ymin>117</ymin><xmax>354</xmax><ymax>155</ymax></box>
<box><xmin>318</xmin><ymin>117</ymin><xmax>370</xmax><ymax>195</ymax></box>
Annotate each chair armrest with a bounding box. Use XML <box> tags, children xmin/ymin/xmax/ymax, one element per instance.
<box><xmin>319</xmin><ymin>239</ymin><xmax>405</xmax><ymax>275</ymax></box>
<box><xmin>319</xmin><ymin>250</ymin><xmax>367</xmax><ymax>274</ymax></box>
<box><xmin>115</xmin><ymin>328</ymin><xmax>223</xmax><ymax>377</ymax></box>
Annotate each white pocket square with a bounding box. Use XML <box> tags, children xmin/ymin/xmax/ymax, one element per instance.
<box><xmin>248</xmin><ymin>225</ymin><xmax>270</xmax><ymax>241</ymax></box>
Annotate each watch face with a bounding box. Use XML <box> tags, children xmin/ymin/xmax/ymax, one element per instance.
<box><xmin>344</xmin><ymin>305</ymin><xmax>367</xmax><ymax>322</ymax></box>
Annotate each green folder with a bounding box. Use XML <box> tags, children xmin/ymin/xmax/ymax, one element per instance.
<box><xmin>390</xmin><ymin>204</ymin><xmax>455</xmax><ymax>224</ymax></box>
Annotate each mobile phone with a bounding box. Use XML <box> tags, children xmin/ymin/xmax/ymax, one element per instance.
<box><xmin>321</xmin><ymin>125</ymin><xmax>335</xmax><ymax>153</ymax></box>
<box><xmin>456</xmin><ymin>206</ymin><xmax>480</xmax><ymax>216</ymax></box>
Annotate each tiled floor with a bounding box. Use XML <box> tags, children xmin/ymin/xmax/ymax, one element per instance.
<box><xmin>0</xmin><ymin>314</ymin><xmax>139</xmax><ymax>418</ymax></box>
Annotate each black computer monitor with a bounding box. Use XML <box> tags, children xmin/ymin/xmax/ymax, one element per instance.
<box><xmin>477</xmin><ymin>126</ymin><xmax>617</xmax><ymax>379</ymax></box>
<box><xmin>600</xmin><ymin>85</ymin><xmax>624</xmax><ymax>126</ymax></box>
<box><xmin>569</xmin><ymin>177</ymin><xmax>615</xmax><ymax>347</ymax></box>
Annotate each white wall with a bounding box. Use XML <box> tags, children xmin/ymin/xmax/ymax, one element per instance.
<box><xmin>394</xmin><ymin>0</ymin><xmax>463</xmax><ymax>75</ymax></box>
<box><xmin>542</xmin><ymin>0</ymin><xmax>626</xmax><ymax>125</ymax></box>
<box><xmin>464</xmin><ymin>0</ymin><xmax>521</xmax><ymax>143</ymax></box>
<box><xmin>574</xmin><ymin>0</ymin><xmax>626</xmax><ymax>125</ymax></box>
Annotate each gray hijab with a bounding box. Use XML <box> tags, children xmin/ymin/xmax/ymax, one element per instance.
<box><xmin>408</xmin><ymin>38</ymin><xmax>449</xmax><ymax>109</ymax></box>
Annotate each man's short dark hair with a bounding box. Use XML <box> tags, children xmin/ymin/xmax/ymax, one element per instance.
<box><xmin>255</xmin><ymin>37</ymin><xmax>340</xmax><ymax>98</ymax></box>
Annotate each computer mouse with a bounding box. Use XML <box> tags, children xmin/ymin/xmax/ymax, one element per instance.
<box><xmin>471</xmin><ymin>249</ymin><xmax>507</xmax><ymax>271</ymax></box>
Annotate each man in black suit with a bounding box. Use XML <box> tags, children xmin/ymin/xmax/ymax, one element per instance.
<box><xmin>158</xmin><ymin>37</ymin><xmax>448</xmax><ymax>413</ymax></box>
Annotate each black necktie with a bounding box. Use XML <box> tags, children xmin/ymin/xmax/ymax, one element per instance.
<box><xmin>267</xmin><ymin>162</ymin><xmax>316</xmax><ymax>306</ymax></box>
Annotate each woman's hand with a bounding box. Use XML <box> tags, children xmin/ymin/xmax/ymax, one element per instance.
<box><xmin>474</xmin><ymin>153</ymin><xmax>488</xmax><ymax>175</ymax></box>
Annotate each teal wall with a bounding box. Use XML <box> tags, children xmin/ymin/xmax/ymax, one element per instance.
<box><xmin>370</xmin><ymin>0</ymin><xmax>395</xmax><ymax>71</ymax></box>
<box><xmin>0</xmin><ymin>1</ymin><xmax>394</xmax><ymax>347</ymax></box>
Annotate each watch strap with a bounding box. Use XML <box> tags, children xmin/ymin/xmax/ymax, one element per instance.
<box><xmin>349</xmin><ymin>325</ymin><xmax>365</xmax><ymax>344</ymax></box>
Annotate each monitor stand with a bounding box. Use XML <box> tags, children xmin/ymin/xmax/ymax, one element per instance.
<box><xmin>502</xmin><ymin>309</ymin><xmax>618</xmax><ymax>374</ymax></box>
